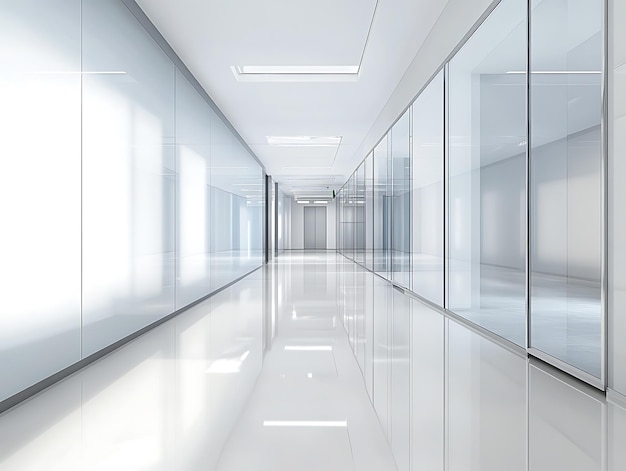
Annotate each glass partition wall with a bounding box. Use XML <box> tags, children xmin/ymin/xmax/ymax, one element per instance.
<box><xmin>391</xmin><ymin>110</ymin><xmax>411</xmax><ymax>289</ymax></box>
<box><xmin>337</xmin><ymin>0</ymin><xmax>606</xmax><ymax>388</ymax></box>
<box><xmin>447</xmin><ymin>0</ymin><xmax>527</xmax><ymax>347</ymax></box>
<box><xmin>0</xmin><ymin>0</ymin><xmax>265</xmax><ymax>405</ymax></box>
<box><xmin>373</xmin><ymin>136</ymin><xmax>391</xmax><ymax>278</ymax></box>
<box><xmin>355</xmin><ymin>164</ymin><xmax>366</xmax><ymax>265</ymax></box>
<box><xmin>365</xmin><ymin>152</ymin><xmax>375</xmax><ymax>271</ymax></box>
<box><xmin>412</xmin><ymin>71</ymin><xmax>444</xmax><ymax>306</ymax></box>
<box><xmin>529</xmin><ymin>0</ymin><xmax>604</xmax><ymax>382</ymax></box>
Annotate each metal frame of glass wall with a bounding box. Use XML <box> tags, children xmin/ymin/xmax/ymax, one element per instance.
<box><xmin>337</xmin><ymin>0</ymin><xmax>607</xmax><ymax>390</ymax></box>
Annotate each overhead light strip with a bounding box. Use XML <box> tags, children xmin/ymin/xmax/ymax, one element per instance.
<box><xmin>263</xmin><ymin>420</ymin><xmax>347</xmax><ymax>427</ymax></box>
<box><xmin>284</xmin><ymin>345</ymin><xmax>332</xmax><ymax>351</ymax></box>
<box><xmin>266</xmin><ymin>136</ymin><xmax>341</xmax><ymax>147</ymax></box>
<box><xmin>506</xmin><ymin>70</ymin><xmax>602</xmax><ymax>74</ymax></box>
<box><xmin>237</xmin><ymin>66</ymin><xmax>358</xmax><ymax>75</ymax></box>
<box><xmin>231</xmin><ymin>66</ymin><xmax>358</xmax><ymax>82</ymax></box>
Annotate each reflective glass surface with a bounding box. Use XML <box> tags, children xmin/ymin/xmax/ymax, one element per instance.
<box><xmin>364</xmin><ymin>153</ymin><xmax>374</xmax><ymax>271</ymax></box>
<box><xmin>354</xmin><ymin>163</ymin><xmax>366</xmax><ymax>266</ymax></box>
<box><xmin>0</xmin><ymin>0</ymin><xmax>81</xmax><ymax>401</ymax></box>
<box><xmin>529</xmin><ymin>0</ymin><xmax>604</xmax><ymax>378</ymax></box>
<box><xmin>0</xmin><ymin>0</ymin><xmax>264</xmax><ymax>403</ymax></box>
<box><xmin>391</xmin><ymin>110</ymin><xmax>411</xmax><ymax>288</ymax></box>
<box><xmin>447</xmin><ymin>0</ymin><xmax>527</xmax><ymax>346</ymax></box>
<box><xmin>0</xmin><ymin>253</ymin><xmax>617</xmax><ymax>471</ymax></box>
<box><xmin>411</xmin><ymin>71</ymin><xmax>444</xmax><ymax>306</ymax></box>
<box><xmin>611</xmin><ymin>0</ymin><xmax>626</xmax><ymax>394</ymax></box>
<box><xmin>175</xmin><ymin>70</ymin><xmax>212</xmax><ymax>309</ymax></box>
<box><xmin>82</xmin><ymin>0</ymin><xmax>177</xmax><ymax>355</ymax></box>
<box><xmin>373</xmin><ymin>136</ymin><xmax>390</xmax><ymax>277</ymax></box>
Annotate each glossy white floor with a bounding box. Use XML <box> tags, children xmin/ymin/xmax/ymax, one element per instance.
<box><xmin>0</xmin><ymin>252</ymin><xmax>625</xmax><ymax>470</ymax></box>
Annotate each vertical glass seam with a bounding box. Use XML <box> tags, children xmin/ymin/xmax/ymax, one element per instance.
<box><xmin>601</xmin><ymin>0</ymin><xmax>609</xmax><ymax>389</ymax></box>
<box><xmin>525</xmin><ymin>0</ymin><xmax>531</xmax><ymax>352</ymax></box>
<box><xmin>80</xmin><ymin>0</ymin><xmax>84</xmax><ymax>360</ymax></box>
<box><xmin>442</xmin><ymin>63</ymin><xmax>450</xmax><ymax>309</ymax></box>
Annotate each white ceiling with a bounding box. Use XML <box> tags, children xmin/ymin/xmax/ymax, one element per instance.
<box><xmin>135</xmin><ymin>0</ymin><xmax>449</xmax><ymax>197</ymax></box>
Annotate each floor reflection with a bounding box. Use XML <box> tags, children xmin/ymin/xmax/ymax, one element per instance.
<box><xmin>0</xmin><ymin>253</ymin><xmax>623</xmax><ymax>470</ymax></box>
<box><xmin>0</xmin><ymin>274</ymin><xmax>265</xmax><ymax>471</ymax></box>
<box><xmin>338</xmin><ymin>254</ymin><xmax>621</xmax><ymax>471</ymax></box>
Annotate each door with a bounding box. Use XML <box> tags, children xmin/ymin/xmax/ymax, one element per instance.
<box><xmin>303</xmin><ymin>206</ymin><xmax>327</xmax><ymax>249</ymax></box>
<box><xmin>315</xmin><ymin>206</ymin><xmax>327</xmax><ymax>249</ymax></box>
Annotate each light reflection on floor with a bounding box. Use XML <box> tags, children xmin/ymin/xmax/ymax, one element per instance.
<box><xmin>0</xmin><ymin>252</ymin><xmax>623</xmax><ymax>470</ymax></box>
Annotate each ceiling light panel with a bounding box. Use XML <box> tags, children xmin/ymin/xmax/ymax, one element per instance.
<box><xmin>266</xmin><ymin>136</ymin><xmax>341</xmax><ymax>146</ymax></box>
<box><xmin>231</xmin><ymin>67</ymin><xmax>359</xmax><ymax>82</ymax></box>
<box><xmin>237</xmin><ymin>66</ymin><xmax>359</xmax><ymax>75</ymax></box>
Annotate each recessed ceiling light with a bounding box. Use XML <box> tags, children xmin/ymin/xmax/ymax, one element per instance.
<box><xmin>30</xmin><ymin>70</ymin><xmax>127</xmax><ymax>75</ymax></box>
<box><xmin>296</xmin><ymin>200</ymin><xmax>310</xmax><ymax>204</ymax></box>
<box><xmin>506</xmin><ymin>70</ymin><xmax>602</xmax><ymax>74</ymax></box>
<box><xmin>284</xmin><ymin>345</ymin><xmax>332</xmax><ymax>351</ymax></box>
<box><xmin>236</xmin><ymin>65</ymin><xmax>358</xmax><ymax>75</ymax></box>
<box><xmin>263</xmin><ymin>420</ymin><xmax>347</xmax><ymax>427</ymax></box>
<box><xmin>266</xmin><ymin>136</ymin><xmax>341</xmax><ymax>147</ymax></box>
<box><xmin>231</xmin><ymin>66</ymin><xmax>359</xmax><ymax>82</ymax></box>
<box><xmin>314</xmin><ymin>201</ymin><xmax>328</xmax><ymax>204</ymax></box>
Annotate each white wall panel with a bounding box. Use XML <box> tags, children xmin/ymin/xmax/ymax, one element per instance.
<box><xmin>447</xmin><ymin>321</ymin><xmax>526</xmax><ymax>471</ymax></box>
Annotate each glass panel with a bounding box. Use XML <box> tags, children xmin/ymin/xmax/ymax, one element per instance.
<box><xmin>412</xmin><ymin>71</ymin><xmax>444</xmax><ymax>306</ymax></box>
<box><xmin>529</xmin><ymin>0</ymin><xmax>603</xmax><ymax>378</ymax></box>
<box><xmin>610</xmin><ymin>0</ymin><xmax>626</xmax><ymax>393</ymax></box>
<box><xmin>351</xmin><ymin>175</ymin><xmax>357</xmax><ymax>260</ymax></box>
<box><xmin>447</xmin><ymin>0</ymin><xmax>527</xmax><ymax>346</ymax></box>
<box><xmin>277</xmin><ymin>190</ymin><xmax>284</xmax><ymax>253</ymax></box>
<box><xmin>337</xmin><ymin>190</ymin><xmax>342</xmax><ymax>253</ymax></box>
<box><xmin>355</xmin><ymin>163</ymin><xmax>366</xmax><ymax>265</ymax></box>
<box><xmin>210</xmin><ymin>120</ymin><xmax>263</xmax><ymax>289</ymax></box>
<box><xmin>82</xmin><ymin>0</ymin><xmax>176</xmax><ymax>355</ymax></box>
<box><xmin>391</xmin><ymin>110</ymin><xmax>411</xmax><ymax>288</ymax></box>
<box><xmin>374</xmin><ymin>135</ymin><xmax>391</xmax><ymax>278</ymax></box>
<box><xmin>277</xmin><ymin>189</ymin><xmax>288</xmax><ymax>254</ymax></box>
<box><xmin>345</xmin><ymin>177</ymin><xmax>352</xmax><ymax>259</ymax></box>
<box><xmin>342</xmin><ymin>179</ymin><xmax>351</xmax><ymax>258</ymax></box>
<box><xmin>266</xmin><ymin>177</ymin><xmax>275</xmax><ymax>259</ymax></box>
<box><xmin>175</xmin><ymin>70</ymin><xmax>212</xmax><ymax>309</ymax></box>
<box><xmin>351</xmin><ymin>173</ymin><xmax>356</xmax><ymax>259</ymax></box>
<box><xmin>365</xmin><ymin>153</ymin><xmax>375</xmax><ymax>271</ymax></box>
<box><xmin>0</xmin><ymin>0</ymin><xmax>81</xmax><ymax>401</ymax></box>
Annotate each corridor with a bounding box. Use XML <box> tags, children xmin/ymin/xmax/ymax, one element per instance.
<box><xmin>0</xmin><ymin>252</ymin><xmax>624</xmax><ymax>470</ymax></box>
